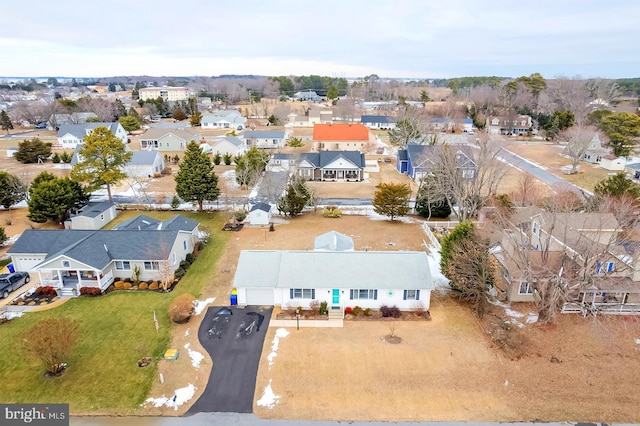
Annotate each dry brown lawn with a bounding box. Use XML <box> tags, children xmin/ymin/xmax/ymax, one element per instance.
<box><xmin>254</xmin><ymin>294</ymin><xmax>640</xmax><ymax>422</ymax></box>
<box><xmin>506</xmin><ymin>142</ymin><xmax>613</xmax><ymax>191</ymax></box>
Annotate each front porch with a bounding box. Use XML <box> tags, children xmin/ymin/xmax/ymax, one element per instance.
<box><xmin>562</xmin><ymin>290</ymin><xmax>640</xmax><ymax>316</ymax></box>
<box><xmin>321</xmin><ymin>169</ymin><xmax>363</xmax><ymax>182</ymax></box>
<box><xmin>38</xmin><ymin>269</ymin><xmax>114</xmax><ymax>296</ymax></box>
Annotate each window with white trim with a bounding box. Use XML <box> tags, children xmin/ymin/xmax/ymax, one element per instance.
<box><xmin>607</xmin><ymin>261</ymin><xmax>614</xmax><ymax>273</ymax></box>
<box><xmin>290</xmin><ymin>288</ymin><xmax>315</xmax><ymax>299</ymax></box>
<box><xmin>62</xmin><ymin>260</ymin><xmax>70</xmax><ymax>268</ymax></box>
<box><xmin>144</xmin><ymin>261</ymin><xmax>159</xmax><ymax>271</ymax></box>
<box><xmin>403</xmin><ymin>290</ymin><xmax>420</xmax><ymax>300</ymax></box>
<box><xmin>350</xmin><ymin>289</ymin><xmax>378</xmax><ymax>300</ymax></box>
<box><xmin>519</xmin><ymin>281</ymin><xmax>533</xmax><ymax>295</ymax></box>
<box><xmin>115</xmin><ymin>261</ymin><xmax>131</xmax><ymax>270</ymax></box>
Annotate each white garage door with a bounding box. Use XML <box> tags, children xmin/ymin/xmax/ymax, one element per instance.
<box><xmin>12</xmin><ymin>257</ymin><xmax>44</xmax><ymax>272</ymax></box>
<box><xmin>245</xmin><ymin>288</ymin><xmax>274</xmax><ymax>305</ymax></box>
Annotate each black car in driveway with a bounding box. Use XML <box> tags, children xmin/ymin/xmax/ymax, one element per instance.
<box><xmin>0</xmin><ymin>272</ymin><xmax>30</xmax><ymax>298</ymax></box>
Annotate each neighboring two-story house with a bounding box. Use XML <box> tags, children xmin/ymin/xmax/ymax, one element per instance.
<box><xmin>56</xmin><ymin>122</ymin><xmax>128</xmax><ymax>149</ymax></box>
<box><xmin>486</xmin><ymin>115</ymin><xmax>533</xmax><ymax>135</ymax></box>
<box><xmin>396</xmin><ymin>143</ymin><xmax>477</xmax><ymax>182</ymax></box>
<box><xmin>491</xmin><ymin>207</ymin><xmax>640</xmax><ymax>314</ymax></box>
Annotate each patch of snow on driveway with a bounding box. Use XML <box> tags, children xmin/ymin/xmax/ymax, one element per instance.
<box><xmin>144</xmin><ymin>384</ymin><xmax>196</xmax><ymax>410</ymax></box>
<box><xmin>256</xmin><ymin>379</ymin><xmax>280</xmax><ymax>409</ymax></box>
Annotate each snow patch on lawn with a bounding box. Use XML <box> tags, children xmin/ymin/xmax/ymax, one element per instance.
<box><xmin>489</xmin><ymin>300</ymin><xmax>538</xmax><ymax>328</ymax></box>
<box><xmin>505</xmin><ymin>308</ymin><xmax>524</xmax><ymax>318</ymax></box>
<box><xmin>144</xmin><ymin>384</ymin><xmax>196</xmax><ymax>410</ymax></box>
<box><xmin>635</xmin><ymin>338</ymin><xmax>640</xmax><ymax>345</ymax></box>
<box><xmin>193</xmin><ymin>297</ymin><xmax>216</xmax><ymax>315</ymax></box>
<box><xmin>0</xmin><ymin>311</ymin><xmax>23</xmax><ymax>321</ymax></box>
<box><xmin>256</xmin><ymin>379</ymin><xmax>280</xmax><ymax>409</ymax></box>
<box><xmin>184</xmin><ymin>328</ymin><xmax>189</xmax><ymax>337</ymax></box>
<box><xmin>267</xmin><ymin>328</ymin><xmax>289</xmax><ymax>369</ymax></box>
<box><xmin>184</xmin><ymin>343</ymin><xmax>204</xmax><ymax>369</ymax></box>
<box><xmin>220</xmin><ymin>170</ymin><xmax>241</xmax><ymax>187</ymax></box>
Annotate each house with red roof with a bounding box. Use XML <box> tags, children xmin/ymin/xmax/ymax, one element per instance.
<box><xmin>312</xmin><ymin>123</ymin><xmax>375</xmax><ymax>152</ymax></box>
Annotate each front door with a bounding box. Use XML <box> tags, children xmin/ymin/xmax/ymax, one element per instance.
<box><xmin>332</xmin><ymin>289</ymin><xmax>340</xmax><ymax>307</ymax></box>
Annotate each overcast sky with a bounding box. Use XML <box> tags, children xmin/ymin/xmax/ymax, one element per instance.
<box><xmin>1</xmin><ymin>0</ymin><xmax>638</xmax><ymax>80</ymax></box>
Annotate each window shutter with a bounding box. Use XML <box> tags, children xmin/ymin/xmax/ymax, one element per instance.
<box><xmin>403</xmin><ymin>290</ymin><xmax>407</xmax><ymax>300</ymax></box>
<box><xmin>311</xmin><ymin>289</ymin><xmax>315</xmax><ymax>299</ymax></box>
<box><xmin>350</xmin><ymin>289</ymin><xmax>354</xmax><ymax>300</ymax></box>
<box><xmin>416</xmin><ymin>290</ymin><xmax>420</xmax><ymax>300</ymax></box>
<box><xmin>374</xmin><ymin>290</ymin><xmax>378</xmax><ymax>300</ymax></box>
<box><xmin>290</xmin><ymin>288</ymin><xmax>293</xmax><ymax>299</ymax></box>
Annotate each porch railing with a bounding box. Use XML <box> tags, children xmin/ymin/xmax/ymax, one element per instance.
<box><xmin>562</xmin><ymin>302</ymin><xmax>640</xmax><ymax>316</ymax></box>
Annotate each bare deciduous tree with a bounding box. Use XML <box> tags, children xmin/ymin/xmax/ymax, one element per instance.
<box><xmin>428</xmin><ymin>136</ymin><xmax>508</xmax><ymax>222</ymax></box>
<box><xmin>559</xmin><ymin>125</ymin><xmax>597</xmax><ymax>173</ymax></box>
<box><xmin>23</xmin><ymin>317</ymin><xmax>80</xmax><ymax>375</ymax></box>
<box><xmin>510</xmin><ymin>172</ymin><xmax>543</xmax><ymax>207</ymax></box>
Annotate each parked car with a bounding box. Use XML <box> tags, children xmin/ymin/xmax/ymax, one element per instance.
<box><xmin>35</xmin><ymin>122</ymin><xmax>47</xmax><ymax>129</ymax></box>
<box><xmin>0</xmin><ymin>272</ymin><xmax>30</xmax><ymax>299</ymax></box>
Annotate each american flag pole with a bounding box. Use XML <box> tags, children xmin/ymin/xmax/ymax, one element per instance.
<box><xmin>154</xmin><ymin>310</ymin><xmax>159</xmax><ymax>334</ymax></box>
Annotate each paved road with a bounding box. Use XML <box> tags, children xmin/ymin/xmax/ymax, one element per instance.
<box><xmin>70</xmin><ymin>416</ymin><xmax>617</xmax><ymax>426</ymax></box>
<box><xmin>185</xmin><ymin>305</ymin><xmax>273</xmax><ymax>414</ymax></box>
<box><xmin>498</xmin><ymin>147</ymin><xmax>589</xmax><ymax>195</ymax></box>
<box><xmin>251</xmin><ymin>171</ymin><xmax>289</xmax><ymax>204</ymax></box>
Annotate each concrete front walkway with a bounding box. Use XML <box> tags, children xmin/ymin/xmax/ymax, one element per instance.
<box><xmin>269</xmin><ymin>318</ymin><xmax>343</xmax><ymax>328</ymax></box>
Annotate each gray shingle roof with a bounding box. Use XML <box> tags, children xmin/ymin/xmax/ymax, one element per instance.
<box><xmin>57</xmin><ymin>122</ymin><xmax>122</xmax><ymax>139</ymax></box>
<box><xmin>76</xmin><ymin>201</ymin><xmax>114</xmax><ymax>218</ymax></box>
<box><xmin>113</xmin><ymin>214</ymin><xmax>197</xmax><ymax>232</ymax></box>
<box><xmin>8</xmin><ymin>214</ymin><xmax>198</xmax><ymax>270</ymax></box>
<box><xmin>233</xmin><ymin>250</ymin><xmax>433</xmax><ymax>290</ymax></box>
<box><xmin>360</xmin><ymin>115</ymin><xmax>396</xmax><ymax>124</ymax></box>
<box><xmin>8</xmin><ymin>229</ymin><xmax>181</xmax><ymax>269</ymax></box>
<box><xmin>139</xmin><ymin>127</ymin><xmax>201</xmax><ymax>141</ymax></box>
<box><xmin>301</xmin><ymin>151</ymin><xmax>365</xmax><ymax>168</ymax></box>
<box><xmin>218</xmin><ymin>136</ymin><xmax>244</xmax><ymax>147</ymax></box>
<box><xmin>250</xmin><ymin>202</ymin><xmax>271</xmax><ymax>213</ymax></box>
<box><xmin>128</xmin><ymin>151</ymin><xmax>161</xmax><ymax>165</ymax></box>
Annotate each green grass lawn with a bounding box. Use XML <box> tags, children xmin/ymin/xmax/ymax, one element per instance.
<box><xmin>0</xmin><ymin>210</ymin><xmax>229</xmax><ymax>413</ymax></box>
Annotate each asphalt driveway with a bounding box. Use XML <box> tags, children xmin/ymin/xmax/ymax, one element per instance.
<box><xmin>186</xmin><ymin>305</ymin><xmax>273</xmax><ymax>414</ymax></box>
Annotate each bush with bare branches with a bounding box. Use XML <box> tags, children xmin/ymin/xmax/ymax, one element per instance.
<box><xmin>23</xmin><ymin>317</ymin><xmax>80</xmax><ymax>376</ymax></box>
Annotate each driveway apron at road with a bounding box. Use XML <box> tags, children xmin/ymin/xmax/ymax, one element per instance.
<box><xmin>186</xmin><ymin>305</ymin><xmax>273</xmax><ymax>414</ymax></box>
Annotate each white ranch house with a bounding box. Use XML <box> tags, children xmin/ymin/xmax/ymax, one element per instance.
<box><xmin>233</xmin><ymin>250</ymin><xmax>433</xmax><ymax>312</ymax></box>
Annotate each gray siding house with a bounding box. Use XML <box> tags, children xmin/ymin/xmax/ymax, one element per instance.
<box><xmin>7</xmin><ymin>215</ymin><xmax>200</xmax><ymax>296</ymax></box>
